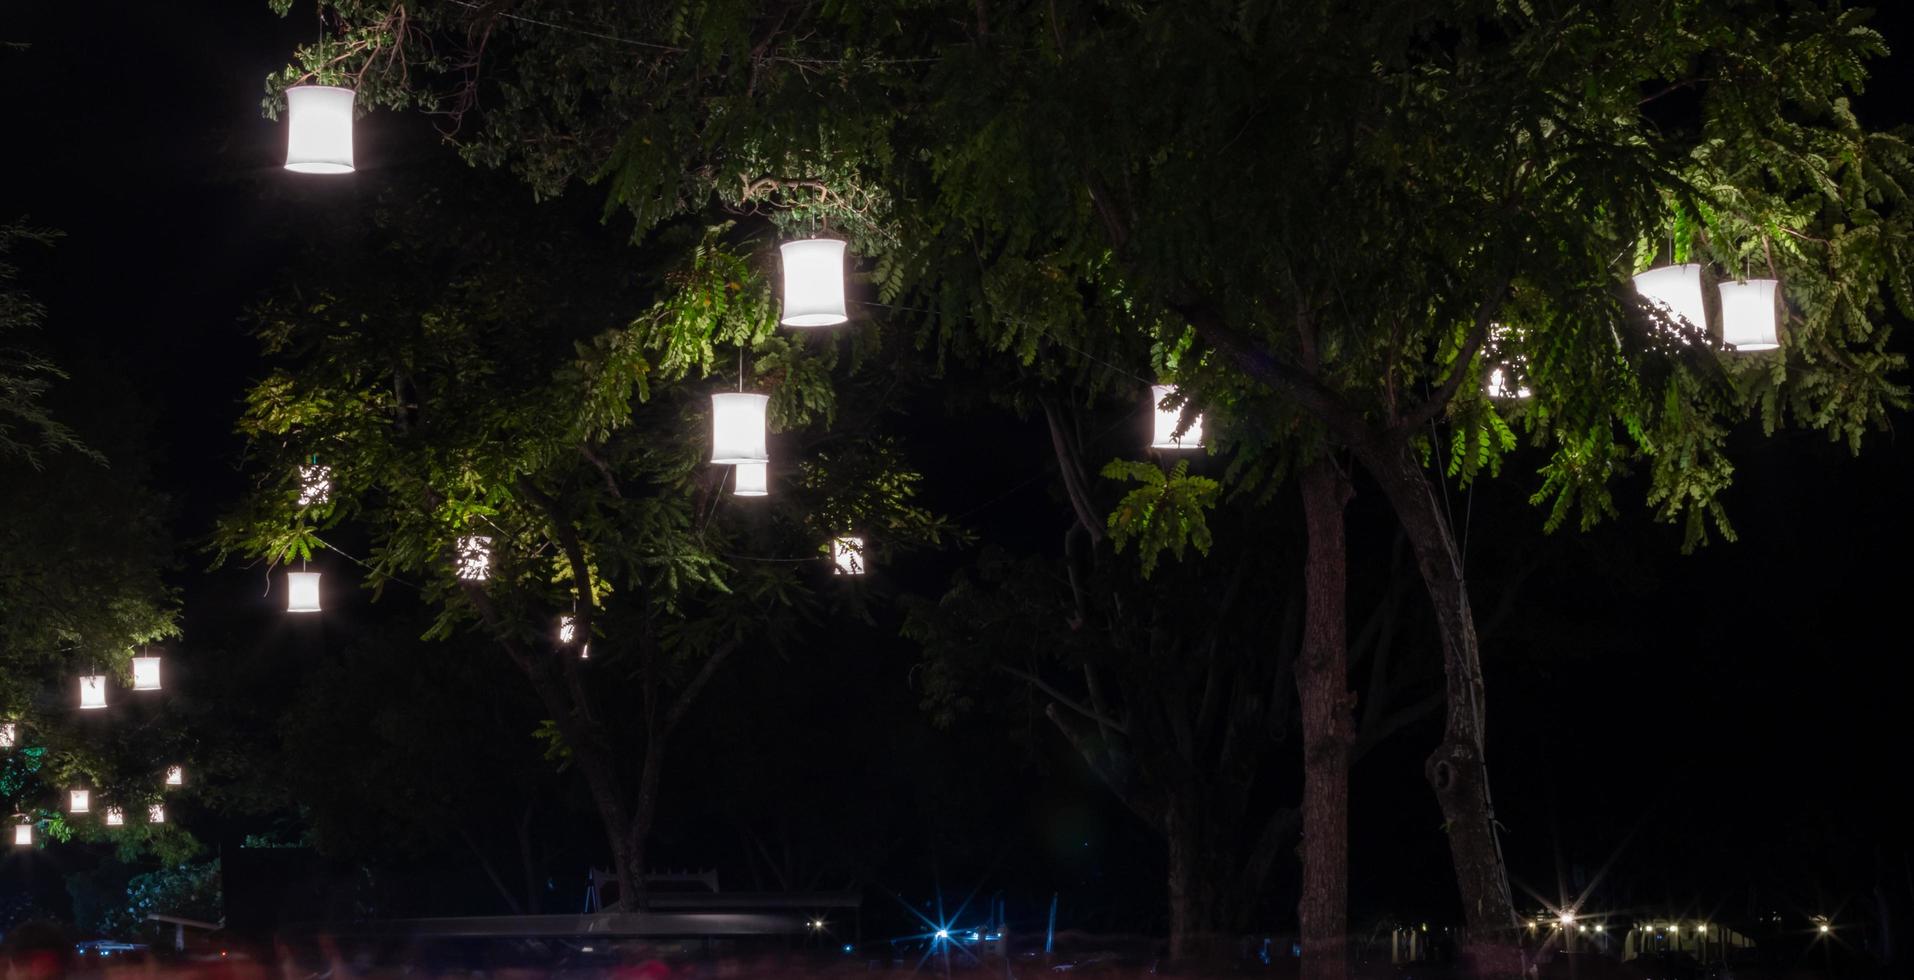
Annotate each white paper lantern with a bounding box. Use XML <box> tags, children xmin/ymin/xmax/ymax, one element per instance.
<box><xmin>1149</xmin><ymin>385</ymin><xmax>1205</xmax><ymax>450</ymax></box>
<box><xmin>710</xmin><ymin>393</ymin><xmax>770</xmax><ymax>465</ymax></box>
<box><xmin>831</xmin><ymin>536</ymin><xmax>866</xmax><ymax>576</ymax></box>
<box><xmin>558</xmin><ymin>614</ymin><xmax>577</xmax><ymax>645</ymax></box>
<box><xmin>11</xmin><ymin>823</ymin><xmax>29</xmax><ymax>847</ymax></box>
<box><xmin>0</xmin><ymin>723</ymin><xmax>14</xmax><ymax>749</ymax></box>
<box><xmin>733</xmin><ymin>460</ymin><xmax>769</xmax><ymax>497</ymax></box>
<box><xmin>131</xmin><ymin>655</ymin><xmax>162</xmax><ymax>692</ymax></box>
<box><xmin>1632</xmin><ymin>264</ymin><xmax>1708</xmax><ymax>333</ymax></box>
<box><xmin>79</xmin><ymin>675</ymin><xmax>107</xmax><ymax>710</ymax></box>
<box><xmin>284</xmin><ymin>85</ymin><xmax>356</xmax><ymax>174</ymax></box>
<box><xmin>298</xmin><ymin>464</ymin><xmax>333</xmax><ymax>506</ymax></box>
<box><xmin>1485</xmin><ymin>366</ymin><xmax>1532</xmax><ymax>401</ymax></box>
<box><xmin>779</xmin><ymin>239</ymin><xmax>849</xmax><ymax>327</ymax></box>
<box><xmin>69</xmin><ymin>789</ymin><xmax>90</xmax><ymax>814</ymax></box>
<box><xmin>287</xmin><ymin>571</ymin><xmax>322</xmax><ymax>613</ymax></box>
<box><xmin>1718</xmin><ymin>279</ymin><xmax>1780</xmax><ymax>351</ymax></box>
<box><xmin>166</xmin><ymin>765</ymin><xmax>184</xmax><ymax>787</ymax></box>
<box><xmin>456</xmin><ymin>535</ymin><xmax>493</xmax><ymax>581</ymax></box>
<box><xmin>104</xmin><ymin>807</ymin><xmax>125</xmax><ymax>827</ymax></box>
<box><xmin>147</xmin><ymin>804</ymin><xmax>166</xmax><ymax>825</ymax></box>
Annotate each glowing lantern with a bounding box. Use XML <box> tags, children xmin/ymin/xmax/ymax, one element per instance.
<box><xmin>1484</xmin><ymin>324</ymin><xmax>1532</xmax><ymax>400</ymax></box>
<box><xmin>132</xmin><ymin>654</ymin><xmax>162</xmax><ymax>691</ymax></box>
<box><xmin>69</xmin><ymin>789</ymin><xmax>90</xmax><ymax>814</ymax></box>
<box><xmin>455</xmin><ymin>535</ymin><xmax>493</xmax><ymax>581</ymax></box>
<box><xmin>0</xmin><ymin>723</ymin><xmax>15</xmax><ymax>749</ymax></box>
<box><xmin>733</xmin><ymin>460</ymin><xmax>769</xmax><ymax>497</ymax></box>
<box><xmin>284</xmin><ymin>85</ymin><xmax>356</xmax><ymax>174</ymax></box>
<box><xmin>559</xmin><ymin>614</ymin><xmax>590</xmax><ymax>659</ymax></box>
<box><xmin>298</xmin><ymin>465</ymin><xmax>332</xmax><ymax>506</ymax></box>
<box><xmin>710</xmin><ymin>393</ymin><xmax>770</xmax><ymax>465</ymax></box>
<box><xmin>79</xmin><ymin>675</ymin><xmax>107</xmax><ymax>710</ymax></box>
<box><xmin>831</xmin><ymin>536</ymin><xmax>865</xmax><ymax>576</ymax></box>
<box><xmin>1632</xmin><ymin>264</ymin><xmax>1708</xmax><ymax>334</ymax></box>
<box><xmin>778</xmin><ymin>239</ymin><xmax>849</xmax><ymax>327</ymax></box>
<box><xmin>11</xmin><ymin>823</ymin><xmax>29</xmax><ymax>847</ymax></box>
<box><xmin>1718</xmin><ymin>278</ymin><xmax>1780</xmax><ymax>351</ymax></box>
<box><xmin>1149</xmin><ymin>385</ymin><xmax>1204</xmax><ymax>450</ymax></box>
<box><xmin>104</xmin><ymin>807</ymin><xmax>125</xmax><ymax>827</ymax></box>
<box><xmin>166</xmin><ymin>766</ymin><xmax>184</xmax><ymax>787</ymax></box>
<box><xmin>287</xmin><ymin>571</ymin><xmax>322</xmax><ymax>613</ymax></box>
<box><xmin>1485</xmin><ymin>366</ymin><xmax>1532</xmax><ymax>401</ymax></box>
<box><xmin>147</xmin><ymin>804</ymin><xmax>166</xmax><ymax>824</ymax></box>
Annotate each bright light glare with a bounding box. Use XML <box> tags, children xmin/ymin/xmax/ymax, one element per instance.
<box><xmin>11</xmin><ymin>824</ymin><xmax>29</xmax><ymax>847</ymax></box>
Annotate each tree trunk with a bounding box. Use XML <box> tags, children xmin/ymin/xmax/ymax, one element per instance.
<box><xmin>622</xmin><ymin>738</ymin><xmax>667</xmax><ymax>909</ymax></box>
<box><xmin>1163</xmin><ymin>800</ymin><xmax>1242</xmax><ymax>963</ymax></box>
<box><xmin>1357</xmin><ymin>439</ymin><xmax>1522</xmax><ymax>977</ymax></box>
<box><xmin>1297</xmin><ymin>459</ymin><xmax>1354</xmax><ymax>980</ymax></box>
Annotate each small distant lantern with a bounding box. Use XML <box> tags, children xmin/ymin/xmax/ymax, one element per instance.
<box><xmin>11</xmin><ymin>823</ymin><xmax>29</xmax><ymax>847</ymax></box>
<box><xmin>1717</xmin><ymin>278</ymin><xmax>1781</xmax><ymax>351</ymax></box>
<box><xmin>1632</xmin><ymin>264</ymin><xmax>1708</xmax><ymax>333</ymax></box>
<box><xmin>455</xmin><ymin>535</ymin><xmax>493</xmax><ymax>581</ymax></box>
<box><xmin>1484</xmin><ymin>324</ymin><xmax>1532</xmax><ymax>400</ymax></box>
<box><xmin>287</xmin><ymin>571</ymin><xmax>322</xmax><ymax>613</ymax></box>
<box><xmin>559</xmin><ymin>614</ymin><xmax>590</xmax><ymax>659</ymax></box>
<box><xmin>733</xmin><ymin>460</ymin><xmax>769</xmax><ymax>497</ymax></box>
<box><xmin>104</xmin><ymin>807</ymin><xmax>125</xmax><ymax>827</ymax></box>
<box><xmin>79</xmin><ymin>675</ymin><xmax>107</xmax><ymax>710</ymax></box>
<box><xmin>1149</xmin><ymin>385</ymin><xmax>1204</xmax><ymax>450</ymax></box>
<box><xmin>831</xmin><ymin>536</ymin><xmax>866</xmax><ymax>576</ymax></box>
<box><xmin>778</xmin><ymin>239</ymin><xmax>849</xmax><ymax>327</ymax></box>
<box><xmin>284</xmin><ymin>85</ymin><xmax>356</xmax><ymax>174</ymax></box>
<box><xmin>298</xmin><ymin>464</ymin><xmax>333</xmax><ymax>506</ymax></box>
<box><xmin>1485</xmin><ymin>366</ymin><xmax>1532</xmax><ymax>401</ymax></box>
<box><xmin>710</xmin><ymin>393</ymin><xmax>770</xmax><ymax>465</ymax></box>
<box><xmin>69</xmin><ymin>789</ymin><xmax>90</xmax><ymax>814</ymax></box>
<box><xmin>0</xmin><ymin>723</ymin><xmax>15</xmax><ymax>749</ymax></box>
<box><xmin>147</xmin><ymin>804</ymin><xmax>166</xmax><ymax>825</ymax></box>
<box><xmin>165</xmin><ymin>766</ymin><xmax>184</xmax><ymax>787</ymax></box>
<box><xmin>131</xmin><ymin>654</ymin><xmax>162</xmax><ymax>691</ymax></box>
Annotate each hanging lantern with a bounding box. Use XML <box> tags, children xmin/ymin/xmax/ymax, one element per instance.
<box><xmin>298</xmin><ymin>464</ymin><xmax>333</xmax><ymax>506</ymax></box>
<box><xmin>1718</xmin><ymin>279</ymin><xmax>1781</xmax><ymax>351</ymax></box>
<box><xmin>1632</xmin><ymin>264</ymin><xmax>1708</xmax><ymax>333</ymax></box>
<box><xmin>147</xmin><ymin>804</ymin><xmax>166</xmax><ymax>825</ymax></box>
<box><xmin>559</xmin><ymin>614</ymin><xmax>590</xmax><ymax>659</ymax></box>
<box><xmin>287</xmin><ymin>571</ymin><xmax>322</xmax><ymax>613</ymax></box>
<box><xmin>733</xmin><ymin>460</ymin><xmax>769</xmax><ymax>497</ymax></box>
<box><xmin>1484</xmin><ymin>324</ymin><xmax>1532</xmax><ymax>400</ymax></box>
<box><xmin>711</xmin><ymin>393</ymin><xmax>770</xmax><ymax>465</ymax></box>
<box><xmin>455</xmin><ymin>535</ymin><xmax>493</xmax><ymax>581</ymax></box>
<box><xmin>778</xmin><ymin>239</ymin><xmax>849</xmax><ymax>327</ymax></box>
<box><xmin>165</xmin><ymin>766</ymin><xmax>184</xmax><ymax>788</ymax></box>
<box><xmin>1485</xmin><ymin>366</ymin><xmax>1532</xmax><ymax>401</ymax></box>
<box><xmin>1149</xmin><ymin>385</ymin><xmax>1205</xmax><ymax>450</ymax></box>
<box><xmin>104</xmin><ymin>807</ymin><xmax>125</xmax><ymax>827</ymax></box>
<box><xmin>131</xmin><ymin>654</ymin><xmax>162</xmax><ymax>691</ymax></box>
<box><xmin>284</xmin><ymin>85</ymin><xmax>356</xmax><ymax>174</ymax></box>
<box><xmin>11</xmin><ymin>823</ymin><xmax>29</xmax><ymax>847</ymax></box>
<box><xmin>79</xmin><ymin>675</ymin><xmax>107</xmax><ymax>710</ymax></box>
<box><xmin>831</xmin><ymin>536</ymin><xmax>866</xmax><ymax>576</ymax></box>
<box><xmin>69</xmin><ymin>789</ymin><xmax>90</xmax><ymax>814</ymax></box>
<box><xmin>0</xmin><ymin>723</ymin><xmax>15</xmax><ymax>749</ymax></box>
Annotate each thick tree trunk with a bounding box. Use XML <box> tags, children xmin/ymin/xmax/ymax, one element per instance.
<box><xmin>1297</xmin><ymin>459</ymin><xmax>1354</xmax><ymax>980</ymax></box>
<box><xmin>1357</xmin><ymin>440</ymin><xmax>1521</xmax><ymax>977</ymax></box>
<box><xmin>622</xmin><ymin>739</ymin><xmax>667</xmax><ymax>909</ymax></box>
<box><xmin>1163</xmin><ymin>801</ymin><xmax>1243</xmax><ymax>963</ymax></box>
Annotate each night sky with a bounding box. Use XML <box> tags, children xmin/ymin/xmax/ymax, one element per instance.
<box><xmin>4</xmin><ymin>0</ymin><xmax>1912</xmax><ymax>956</ymax></box>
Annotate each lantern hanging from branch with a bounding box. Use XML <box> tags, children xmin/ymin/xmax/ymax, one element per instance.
<box><xmin>1632</xmin><ymin>264</ymin><xmax>1708</xmax><ymax>334</ymax></box>
<box><xmin>287</xmin><ymin>571</ymin><xmax>322</xmax><ymax>613</ymax></box>
<box><xmin>0</xmin><ymin>723</ymin><xmax>15</xmax><ymax>749</ymax></box>
<box><xmin>710</xmin><ymin>393</ymin><xmax>770</xmax><ymax>465</ymax></box>
<box><xmin>131</xmin><ymin>654</ymin><xmax>162</xmax><ymax>691</ymax></box>
<box><xmin>779</xmin><ymin>239</ymin><xmax>849</xmax><ymax>327</ymax></box>
<box><xmin>559</xmin><ymin>614</ymin><xmax>590</xmax><ymax>659</ymax></box>
<box><xmin>1717</xmin><ymin>279</ymin><xmax>1781</xmax><ymax>351</ymax></box>
<box><xmin>79</xmin><ymin>675</ymin><xmax>107</xmax><ymax>710</ymax></box>
<box><xmin>733</xmin><ymin>460</ymin><xmax>769</xmax><ymax>497</ymax></box>
<box><xmin>147</xmin><ymin>804</ymin><xmax>166</xmax><ymax>825</ymax></box>
<box><xmin>68</xmin><ymin>789</ymin><xmax>90</xmax><ymax>814</ymax></box>
<box><xmin>11</xmin><ymin>823</ymin><xmax>29</xmax><ymax>847</ymax></box>
<box><xmin>455</xmin><ymin>535</ymin><xmax>493</xmax><ymax>581</ymax></box>
<box><xmin>166</xmin><ymin>766</ymin><xmax>184</xmax><ymax>788</ymax></box>
<box><xmin>1484</xmin><ymin>324</ymin><xmax>1532</xmax><ymax>400</ymax></box>
<box><xmin>831</xmin><ymin>536</ymin><xmax>866</xmax><ymax>576</ymax></box>
<box><xmin>284</xmin><ymin>85</ymin><xmax>356</xmax><ymax>174</ymax></box>
<box><xmin>104</xmin><ymin>807</ymin><xmax>124</xmax><ymax>827</ymax></box>
<box><xmin>1149</xmin><ymin>385</ymin><xmax>1205</xmax><ymax>450</ymax></box>
<box><xmin>298</xmin><ymin>464</ymin><xmax>333</xmax><ymax>506</ymax></box>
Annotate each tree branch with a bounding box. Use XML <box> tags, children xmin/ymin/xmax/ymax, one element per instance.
<box><xmin>998</xmin><ymin>663</ymin><xmax>1129</xmax><ymax>735</ymax></box>
<box><xmin>662</xmin><ymin>640</ymin><xmax>738</xmax><ymax>736</ymax></box>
